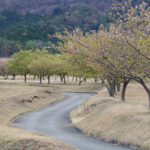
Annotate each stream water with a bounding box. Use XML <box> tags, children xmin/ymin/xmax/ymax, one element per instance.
<box><xmin>13</xmin><ymin>92</ymin><xmax>133</xmax><ymax>150</ymax></box>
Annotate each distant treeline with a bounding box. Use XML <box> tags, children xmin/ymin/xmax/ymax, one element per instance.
<box><xmin>0</xmin><ymin>6</ymin><xmax>111</xmax><ymax>57</ymax></box>
<box><xmin>0</xmin><ymin>49</ymin><xmax>97</xmax><ymax>85</ymax></box>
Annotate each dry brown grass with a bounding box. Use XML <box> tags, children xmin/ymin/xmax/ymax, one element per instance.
<box><xmin>71</xmin><ymin>83</ymin><xmax>150</xmax><ymax>150</ymax></box>
<box><xmin>0</xmin><ymin>82</ymin><xmax>64</xmax><ymax>125</ymax></box>
<box><xmin>0</xmin><ymin>81</ymin><xmax>74</xmax><ymax>150</ymax></box>
<box><xmin>0</xmin><ymin>126</ymin><xmax>75</xmax><ymax>150</ymax></box>
<box><xmin>0</xmin><ymin>78</ymin><xmax>102</xmax><ymax>150</ymax></box>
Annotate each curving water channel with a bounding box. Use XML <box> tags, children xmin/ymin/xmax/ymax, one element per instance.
<box><xmin>13</xmin><ymin>92</ymin><xmax>133</xmax><ymax>150</ymax></box>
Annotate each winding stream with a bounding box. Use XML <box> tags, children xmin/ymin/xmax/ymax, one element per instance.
<box><xmin>13</xmin><ymin>93</ymin><xmax>133</xmax><ymax>150</ymax></box>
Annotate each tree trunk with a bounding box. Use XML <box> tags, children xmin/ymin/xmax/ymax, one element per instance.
<box><xmin>4</xmin><ymin>73</ymin><xmax>8</xmax><ymax>80</ymax></box>
<box><xmin>109</xmin><ymin>82</ymin><xmax>115</xmax><ymax>97</ymax></box>
<box><xmin>76</xmin><ymin>76</ymin><xmax>78</xmax><ymax>82</ymax></box>
<box><xmin>79</xmin><ymin>76</ymin><xmax>81</xmax><ymax>85</ymax></box>
<box><xmin>63</xmin><ymin>74</ymin><xmax>66</xmax><ymax>84</ymax></box>
<box><xmin>106</xmin><ymin>81</ymin><xmax>115</xmax><ymax>97</ymax></box>
<box><xmin>72</xmin><ymin>76</ymin><xmax>74</xmax><ymax>81</ymax></box>
<box><xmin>60</xmin><ymin>75</ymin><xmax>63</xmax><ymax>82</ymax></box>
<box><xmin>33</xmin><ymin>75</ymin><xmax>36</xmax><ymax>80</ymax></box>
<box><xmin>117</xmin><ymin>83</ymin><xmax>121</xmax><ymax>92</ymax></box>
<box><xmin>79</xmin><ymin>76</ymin><xmax>81</xmax><ymax>81</ymax></box>
<box><xmin>24</xmin><ymin>74</ymin><xmax>27</xmax><ymax>83</ymax></box>
<box><xmin>79</xmin><ymin>78</ymin><xmax>86</xmax><ymax>86</ymax></box>
<box><xmin>95</xmin><ymin>77</ymin><xmax>98</xmax><ymax>82</ymax></box>
<box><xmin>12</xmin><ymin>74</ymin><xmax>16</xmax><ymax>80</ymax></box>
<box><xmin>113</xmin><ymin>80</ymin><xmax>116</xmax><ymax>94</ymax></box>
<box><xmin>146</xmin><ymin>91</ymin><xmax>150</xmax><ymax>108</ymax></box>
<box><xmin>102</xmin><ymin>80</ymin><xmax>105</xmax><ymax>84</ymax></box>
<box><xmin>84</xmin><ymin>77</ymin><xmax>86</xmax><ymax>82</ymax></box>
<box><xmin>121</xmin><ymin>79</ymin><xmax>130</xmax><ymax>101</ymax></box>
<box><xmin>40</xmin><ymin>76</ymin><xmax>42</xmax><ymax>84</ymax></box>
<box><xmin>138</xmin><ymin>79</ymin><xmax>150</xmax><ymax>108</ymax></box>
<box><xmin>100</xmin><ymin>78</ymin><xmax>105</xmax><ymax>84</ymax></box>
<box><xmin>3</xmin><ymin>74</ymin><xmax>5</xmax><ymax>80</ymax></box>
<box><xmin>48</xmin><ymin>75</ymin><xmax>50</xmax><ymax>84</ymax></box>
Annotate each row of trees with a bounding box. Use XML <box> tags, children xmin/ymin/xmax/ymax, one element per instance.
<box><xmin>0</xmin><ymin>49</ymin><xmax>98</xmax><ymax>84</ymax></box>
<box><xmin>56</xmin><ymin>2</ymin><xmax>150</xmax><ymax>107</ymax></box>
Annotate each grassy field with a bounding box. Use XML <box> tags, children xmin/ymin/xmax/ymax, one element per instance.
<box><xmin>3</xmin><ymin>76</ymin><xmax>150</xmax><ymax>150</ymax></box>
<box><xmin>0</xmin><ymin>77</ymin><xmax>102</xmax><ymax>150</ymax></box>
<box><xmin>0</xmin><ymin>81</ymin><xmax>74</xmax><ymax>150</ymax></box>
<box><xmin>71</xmin><ymin>83</ymin><xmax>150</xmax><ymax>150</ymax></box>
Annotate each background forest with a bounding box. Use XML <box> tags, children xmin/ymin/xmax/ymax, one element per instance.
<box><xmin>0</xmin><ymin>0</ymin><xmax>149</xmax><ymax>57</ymax></box>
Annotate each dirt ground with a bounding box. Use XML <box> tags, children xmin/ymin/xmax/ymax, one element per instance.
<box><xmin>0</xmin><ymin>77</ymin><xmax>102</xmax><ymax>150</ymax></box>
<box><xmin>71</xmin><ymin>83</ymin><xmax>150</xmax><ymax>150</ymax></box>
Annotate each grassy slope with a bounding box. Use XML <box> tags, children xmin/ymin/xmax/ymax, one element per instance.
<box><xmin>0</xmin><ymin>80</ymin><xmax>74</xmax><ymax>150</ymax></box>
<box><xmin>71</xmin><ymin>83</ymin><xmax>150</xmax><ymax>150</ymax></box>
